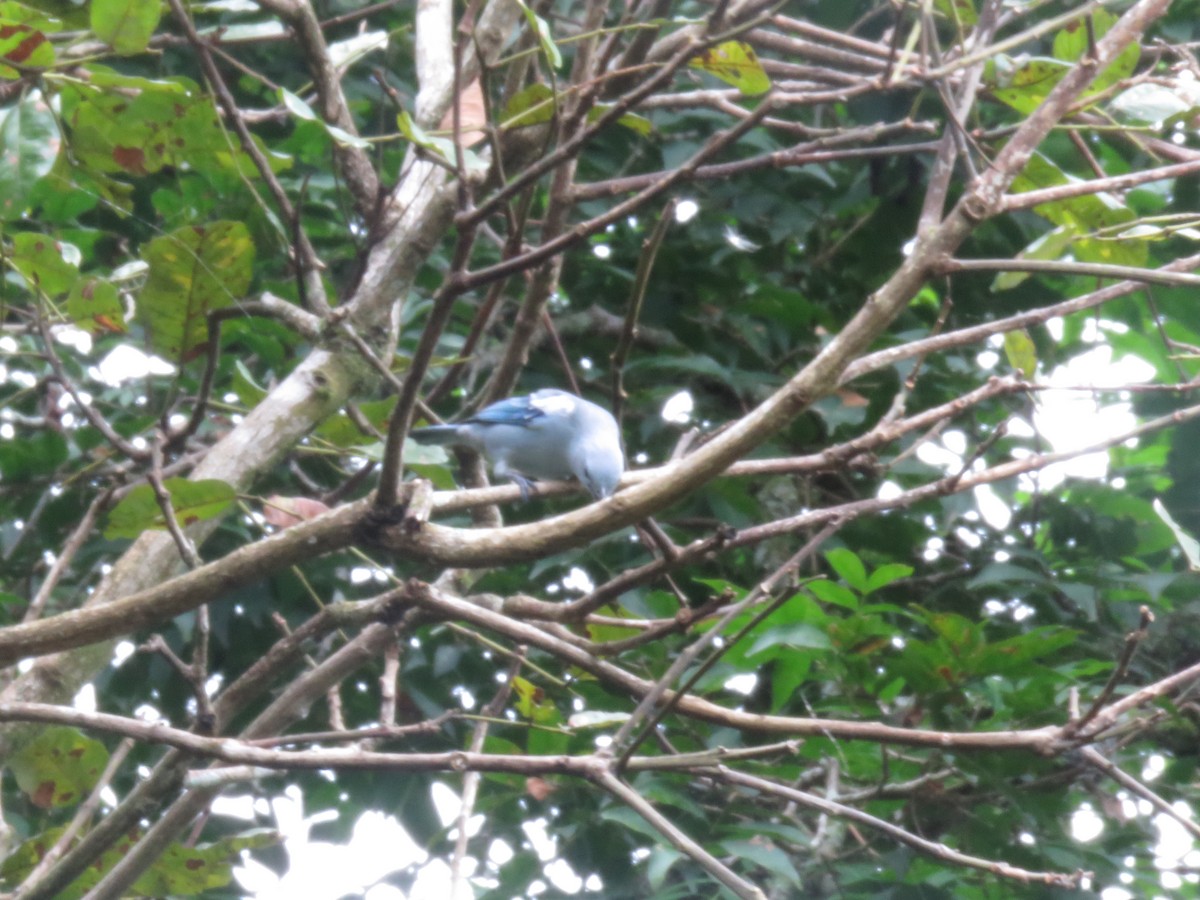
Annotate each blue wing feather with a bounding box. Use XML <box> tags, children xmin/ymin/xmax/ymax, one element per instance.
<box><xmin>469</xmin><ymin>395</ymin><xmax>545</xmax><ymax>427</ymax></box>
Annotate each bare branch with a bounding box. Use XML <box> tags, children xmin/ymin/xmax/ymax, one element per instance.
<box><xmin>715</xmin><ymin>767</ymin><xmax>1087</xmax><ymax>889</ymax></box>
<box><xmin>942</xmin><ymin>256</ymin><xmax>1200</xmax><ymax>287</ymax></box>
<box><xmin>595</xmin><ymin>769</ymin><xmax>766</xmax><ymax>900</ymax></box>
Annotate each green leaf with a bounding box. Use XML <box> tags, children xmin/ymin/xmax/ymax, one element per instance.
<box><xmin>585</xmin><ymin>604</ymin><xmax>643</xmax><ymax>643</ymax></box>
<box><xmin>0</xmin><ymin>2</ymin><xmax>63</xmax><ymax>32</ymax></box>
<box><xmin>66</xmin><ymin>276</ymin><xmax>126</xmax><ymax>334</ymax></box>
<box><xmin>587</xmin><ymin>103</ymin><xmax>653</xmax><ymax>136</ymax></box>
<box><xmin>1154</xmin><ymin>499</ymin><xmax>1200</xmax><ymax>571</ymax></box>
<box><xmin>397</xmin><ymin>110</ymin><xmax>487</xmax><ymax>174</ymax></box>
<box><xmin>231</xmin><ymin>359</ymin><xmax>267</xmax><ymax>407</ymax></box>
<box><xmin>0</xmin><ymin>826</ymin><xmax>278</xmax><ymax>899</ymax></box>
<box><xmin>719</xmin><ymin>839</ymin><xmax>801</xmax><ymax>882</ymax></box>
<box><xmin>82</xmin><ymin>66</ymin><xmax>188</xmax><ymax>93</ymax></box>
<box><xmin>1003</xmin><ymin>329</ymin><xmax>1038</xmax><ymax>378</ymax></box>
<box><xmin>1053</xmin><ymin>12</ymin><xmax>1097</xmax><ymax>62</ymax></box>
<box><xmin>135</xmin><ymin>221</ymin><xmax>255</xmax><ymax>363</ymax></box>
<box><xmin>500</xmin><ymin>83</ymin><xmax>556</xmax><ymax>129</ymax></box>
<box><xmin>9</xmin><ymin>726</ymin><xmax>109</xmax><ymax>808</ymax></box>
<box><xmin>0</xmin><ymin>19</ymin><xmax>53</xmax><ymax>77</ymax></box>
<box><xmin>510</xmin><ymin>675</ymin><xmax>557</xmax><ymax>723</ymax></box>
<box><xmin>66</xmin><ymin>75</ymin><xmax>284</xmax><ymax>179</ymax></box>
<box><xmin>104</xmin><ymin>478</ymin><xmax>237</xmax><ymax>539</ymax></box>
<box><xmin>0</xmin><ymin>429</ymin><xmax>67</xmax><ymax>479</ymax></box>
<box><xmin>993</xmin><ymin>225</ymin><xmax>1078</xmax><ymax>291</ymax></box>
<box><xmin>934</xmin><ymin>0</ymin><xmax>976</xmax><ymax>26</ymax></box>
<box><xmin>807</xmin><ymin>579</ymin><xmax>859</xmax><ymax>610</ymax></box>
<box><xmin>280</xmin><ymin>87</ymin><xmax>372</xmax><ymax>148</ymax></box>
<box><xmin>90</xmin><ymin>0</ymin><xmax>161</xmax><ymax>54</ymax></box>
<box><xmin>990</xmin><ymin>57</ymin><xmax>1070</xmax><ymax>114</ymax></box>
<box><xmin>280</xmin><ymin>87</ymin><xmax>317</xmax><ymax>121</ymax></box>
<box><xmin>599</xmin><ymin>805</ymin><xmax>668</xmax><ymax>843</ymax></box>
<box><xmin>645</xmin><ymin>846</ymin><xmax>684</xmax><ymax>891</ymax></box>
<box><xmin>689</xmin><ymin>41</ymin><xmax>771</xmax><ymax>95</ymax></box>
<box><xmin>9</xmin><ymin>231</ymin><xmax>78</xmax><ymax>296</ymax></box>
<box><xmin>131</xmin><ymin>830</ymin><xmax>280</xmax><ymax>896</ymax></box>
<box><xmin>316</xmin><ymin>396</ymin><xmax>398</xmax><ymax>448</ymax></box>
<box><xmin>1006</xmin><ymin>153</ymin><xmax>1142</xmax><ymax>276</ymax></box>
<box><xmin>770</xmin><ymin>654</ymin><xmax>812</xmax><ymax>710</ymax></box>
<box><xmin>825</xmin><ymin>547</ymin><xmax>868</xmax><ymax>592</ymax></box>
<box><xmin>746</xmin><ymin>622</ymin><xmax>831</xmax><ymax>657</ymax></box>
<box><xmin>0</xmin><ymin>90</ymin><xmax>57</xmax><ymax>220</ymax></box>
<box><xmin>513</xmin><ymin>0</ymin><xmax>561</xmax><ymax>69</ymax></box>
<box><xmin>1052</xmin><ymin>9</ymin><xmax>1138</xmax><ymax>94</ymax></box>
<box><xmin>863</xmin><ymin>563</ymin><xmax>914</xmax><ymax>595</ymax></box>
<box><xmin>1111</xmin><ymin>83</ymin><xmax>1197</xmax><ymax>124</ymax></box>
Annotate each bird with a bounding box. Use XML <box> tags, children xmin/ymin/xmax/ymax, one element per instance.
<box><xmin>410</xmin><ymin>388</ymin><xmax>625</xmax><ymax>501</ymax></box>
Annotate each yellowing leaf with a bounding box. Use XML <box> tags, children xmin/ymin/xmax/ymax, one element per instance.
<box><xmin>1003</xmin><ymin>329</ymin><xmax>1038</xmax><ymax>379</ymax></box>
<box><xmin>689</xmin><ymin>41</ymin><xmax>771</xmax><ymax>96</ymax></box>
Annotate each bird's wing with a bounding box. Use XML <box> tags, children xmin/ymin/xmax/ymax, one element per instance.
<box><xmin>470</xmin><ymin>390</ymin><xmax>579</xmax><ymax>429</ymax></box>
<box><xmin>470</xmin><ymin>394</ymin><xmax>547</xmax><ymax>427</ymax></box>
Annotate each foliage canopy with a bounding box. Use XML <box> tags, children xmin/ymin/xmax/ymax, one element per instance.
<box><xmin>4</xmin><ymin>0</ymin><xmax>1200</xmax><ymax>897</ymax></box>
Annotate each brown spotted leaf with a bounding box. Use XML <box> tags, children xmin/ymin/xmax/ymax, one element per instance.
<box><xmin>135</xmin><ymin>221</ymin><xmax>254</xmax><ymax>363</ymax></box>
<box><xmin>9</xmin><ymin>727</ymin><xmax>109</xmax><ymax>809</ymax></box>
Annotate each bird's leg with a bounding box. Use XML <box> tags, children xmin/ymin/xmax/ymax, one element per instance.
<box><xmin>510</xmin><ymin>472</ymin><xmax>534</xmax><ymax>502</ymax></box>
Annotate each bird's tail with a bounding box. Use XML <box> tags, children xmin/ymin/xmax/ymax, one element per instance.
<box><xmin>409</xmin><ymin>425</ymin><xmax>459</xmax><ymax>445</ymax></box>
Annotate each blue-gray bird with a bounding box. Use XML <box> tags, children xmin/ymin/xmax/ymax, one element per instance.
<box><xmin>410</xmin><ymin>389</ymin><xmax>624</xmax><ymax>500</ymax></box>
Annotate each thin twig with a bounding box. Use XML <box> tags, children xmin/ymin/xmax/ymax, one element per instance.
<box><xmin>450</xmin><ymin>650</ymin><xmax>523</xmax><ymax>896</ymax></box>
<box><xmin>1079</xmin><ymin>744</ymin><xmax>1200</xmax><ymax>842</ymax></box>
<box><xmin>716</xmin><ymin>767</ymin><xmax>1086</xmax><ymax>888</ymax></box>
<box><xmin>147</xmin><ymin>436</ymin><xmax>202</xmax><ymax>569</ymax></box>
<box><xmin>942</xmin><ymin>256</ymin><xmax>1200</xmax><ymax>288</ymax></box>
<box><xmin>24</xmin><ymin>488</ymin><xmax>112</xmax><ymax>623</ymax></box>
<box><xmin>611</xmin><ymin>197</ymin><xmax>675</xmax><ymax>424</ymax></box>
<box><xmin>611</xmin><ymin>519</ymin><xmax>842</xmax><ymax>767</ymax></box>
<box><xmin>594</xmin><ymin>769</ymin><xmax>766</xmax><ymax>900</ymax></box>
<box><xmin>1068</xmin><ymin>605</ymin><xmax>1155</xmax><ymax>738</ymax></box>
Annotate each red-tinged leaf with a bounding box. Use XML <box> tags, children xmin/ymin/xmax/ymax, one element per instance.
<box><xmin>438</xmin><ymin>79</ymin><xmax>487</xmax><ymax>147</ymax></box>
<box><xmin>111</xmin><ymin>145</ymin><xmax>147</xmax><ymax>175</ymax></box>
<box><xmin>526</xmin><ymin>777</ymin><xmax>556</xmax><ymax>801</ymax></box>
<box><xmin>263</xmin><ymin>495</ymin><xmax>331</xmax><ymax>528</ymax></box>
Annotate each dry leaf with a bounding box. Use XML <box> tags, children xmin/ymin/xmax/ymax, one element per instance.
<box><xmin>439</xmin><ymin>80</ymin><xmax>487</xmax><ymax>147</ymax></box>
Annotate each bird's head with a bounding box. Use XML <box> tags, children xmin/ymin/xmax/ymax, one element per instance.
<box><xmin>581</xmin><ymin>446</ymin><xmax>624</xmax><ymax>500</ymax></box>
